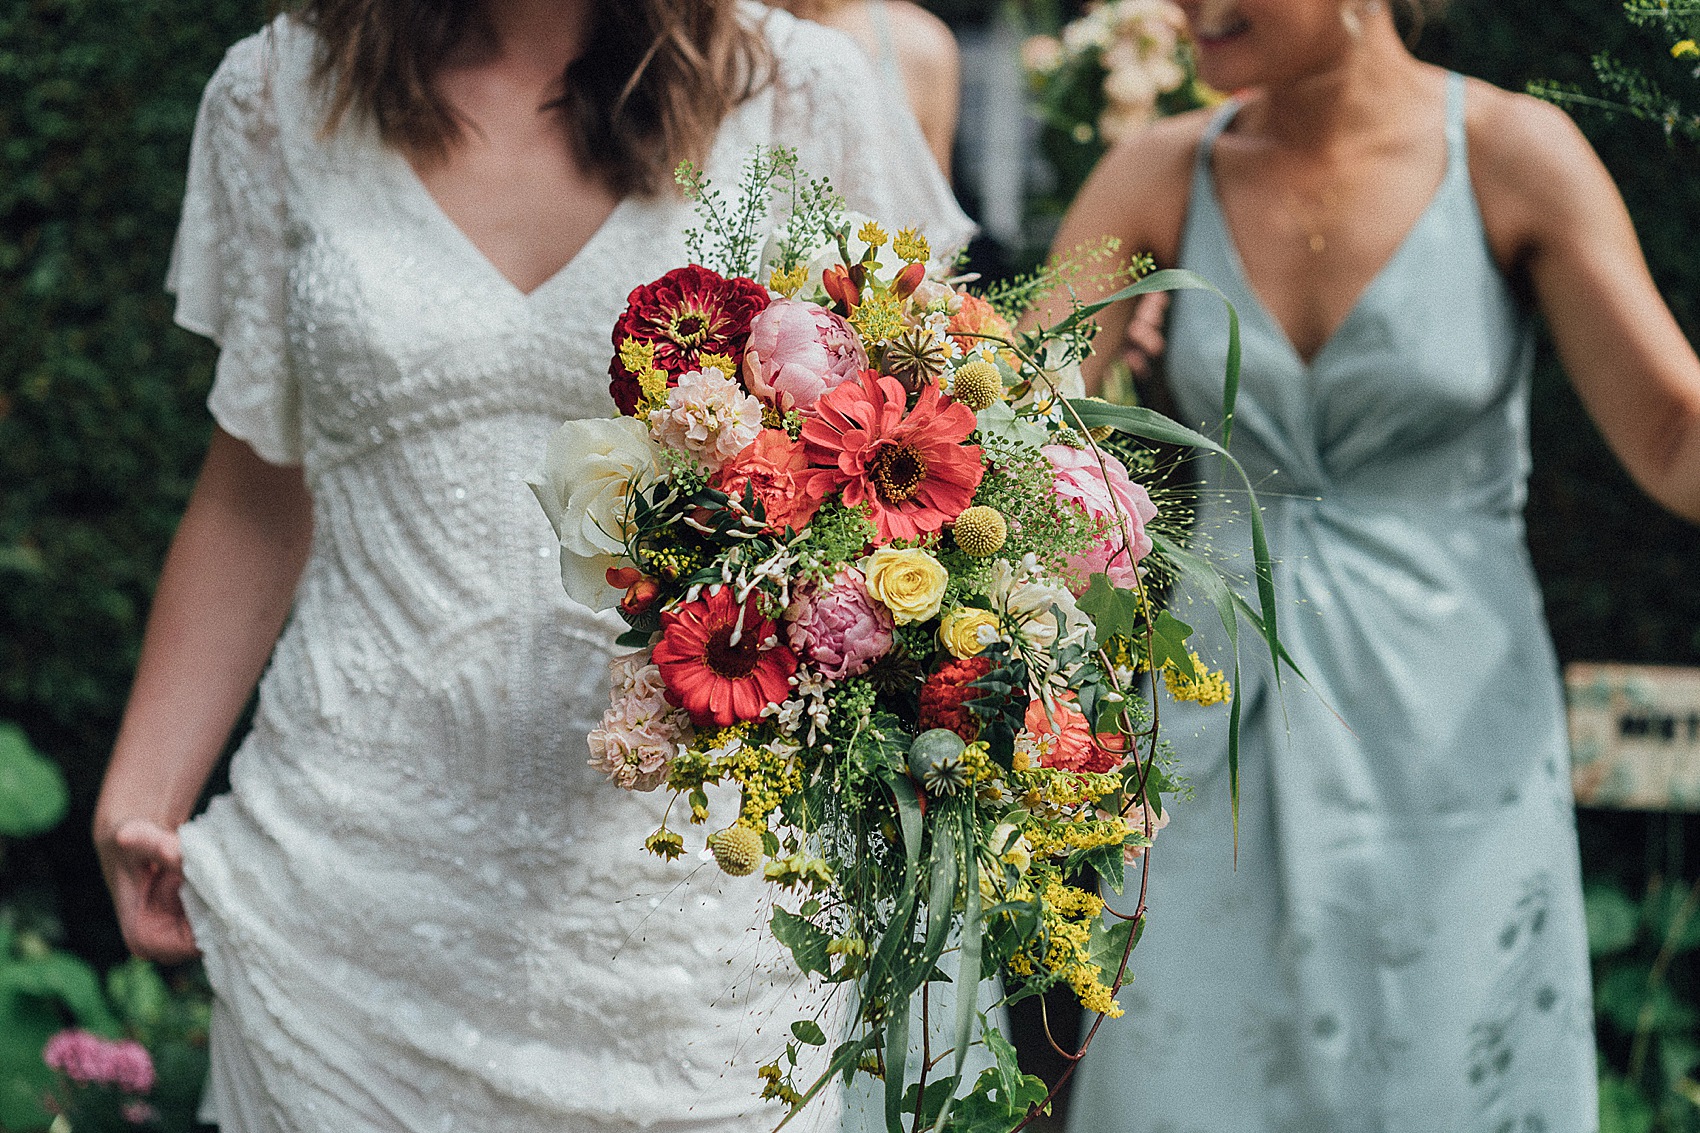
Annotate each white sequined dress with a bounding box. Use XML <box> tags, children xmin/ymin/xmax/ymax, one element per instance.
<box><xmin>167</xmin><ymin>10</ymin><xmax>971</xmax><ymax>1130</ymax></box>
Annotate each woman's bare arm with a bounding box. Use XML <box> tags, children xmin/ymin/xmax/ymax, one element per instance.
<box><xmin>1477</xmin><ymin>89</ymin><xmax>1700</xmax><ymax>522</ymax></box>
<box><xmin>93</xmin><ymin>428</ymin><xmax>313</xmax><ymax>960</ymax></box>
<box><xmin>1027</xmin><ymin>113</ymin><xmax>1201</xmax><ymax>394</ymax></box>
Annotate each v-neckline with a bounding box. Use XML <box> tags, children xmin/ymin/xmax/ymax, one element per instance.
<box><xmin>392</xmin><ymin>151</ymin><xmax>632</xmax><ymax>302</ymax></box>
<box><xmin>1203</xmin><ymin>105</ymin><xmax>1457</xmax><ymax>373</ymax></box>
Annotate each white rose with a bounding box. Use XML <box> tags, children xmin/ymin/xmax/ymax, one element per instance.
<box><xmin>526</xmin><ymin>416</ymin><xmax>660</xmax><ymax>610</ymax></box>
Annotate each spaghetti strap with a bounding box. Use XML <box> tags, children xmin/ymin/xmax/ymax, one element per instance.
<box><xmin>1444</xmin><ymin>70</ymin><xmax>1468</xmax><ymax>172</ymax></box>
<box><xmin>865</xmin><ymin>0</ymin><xmax>906</xmax><ymax>98</ymax></box>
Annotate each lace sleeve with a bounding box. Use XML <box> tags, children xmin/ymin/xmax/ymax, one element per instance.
<box><xmin>767</xmin><ymin>12</ymin><xmax>977</xmax><ymax>261</ymax></box>
<box><xmin>167</xmin><ymin>28</ymin><xmax>302</xmax><ymax>467</ymax></box>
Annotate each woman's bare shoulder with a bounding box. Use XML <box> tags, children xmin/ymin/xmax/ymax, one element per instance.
<box><xmin>1463</xmin><ymin>76</ymin><xmax>1615</xmax><ymax>267</ymax></box>
<box><xmin>880</xmin><ymin>1</ymin><xmax>958</xmax><ymax>66</ymax></box>
<box><xmin>1061</xmin><ymin>108</ymin><xmax>1215</xmax><ymax>266</ymax></box>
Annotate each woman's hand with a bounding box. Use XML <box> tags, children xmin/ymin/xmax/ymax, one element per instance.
<box><xmin>1121</xmin><ymin>291</ymin><xmax>1171</xmax><ymax>381</ymax></box>
<box><xmin>96</xmin><ymin>817</ymin><xmax>197</xmax><ymax>963</ymax></box>
<box><xmin>93</xmin><ymin>428</ymin><xmax>313</xmax><ymax>959</ymax></box>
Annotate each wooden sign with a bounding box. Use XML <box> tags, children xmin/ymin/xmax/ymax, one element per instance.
<box><xmin>1567</xmin><ymin>663</ymin><xmax>1700</xmax><ymax>812</ymax></box>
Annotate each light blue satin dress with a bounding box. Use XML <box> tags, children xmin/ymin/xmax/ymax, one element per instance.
<box><xmin>1064</xmin><ymin>74</ymin><xmax>1598</xmax><ymax>1132</ymax></box>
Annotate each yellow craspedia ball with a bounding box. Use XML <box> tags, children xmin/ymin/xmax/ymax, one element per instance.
<box><xmin>707</xmin><ymin>824</ymin><xmax>763</xmax><ymax>877</ymax></box>
<box><xmin>951</xmin><ymin>360</ymin><xmax>1003</xmax><ymax>411</ymax></box>
<box><xmin>952</xmin><ymin>506</ymin><xmax>1008</xmax><ymax>557</ymax></box>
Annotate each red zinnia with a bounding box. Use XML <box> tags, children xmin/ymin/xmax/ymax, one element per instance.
<box><xmin>917</xmin><ymin>656</ymin><xmax>994</xmax><ymax>742</ymax></box>
<box><xmin>800</xmin><ymin>371</ymin><xmax>983</xmax><ymax>543</ymax></box>
<box><xmin>653</xmin><ymin>587</ymin><xmax>797</xmax><ymax>727</ymax></box>
<box><xmin>608</xmin><ymin>265</ymin><xmax>770</xmax><ymax>415</ymax></box>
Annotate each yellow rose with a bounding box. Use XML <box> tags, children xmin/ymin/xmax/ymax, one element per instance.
<box><xmin>938</xmin><ymin>607</ymin><xmax>998</xmax><ymax>659</ymax></box>
<box><xmin>859</xmin><ymin>547</ymin><xmax>948</xmax><ymax>625</ymax></box>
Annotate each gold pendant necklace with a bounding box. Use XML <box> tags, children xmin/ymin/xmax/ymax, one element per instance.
<box><xmin>1284</xmin><ymin>188</ymin><xmax>1336</xmax><ymax>255</ymax></box>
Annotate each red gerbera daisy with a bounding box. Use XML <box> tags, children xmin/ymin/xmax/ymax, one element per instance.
<box><xmin>608</xmin><ymin>265</ymin><xmax>770</xmax><ymax>415</ymax></box>
<box><xmin>799</xmin><ymin>371</ymin><xmax>983</xmax><ymax>543</ymax></box>
<box><xmin>653</xmin><ymin>586</ymin><xmax>797</xmax><ymax>728</ymax></box>
<box><xmin>917</xmin><ymin>656</ymin><xmax>994</xmax><ymax>742</ymax></box>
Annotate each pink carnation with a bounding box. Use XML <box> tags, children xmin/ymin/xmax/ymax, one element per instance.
<box><xmin>742</xmin><ymin>298</ymin><xmax>868</xmax><ymax>413</ymax></box>
<box><xmin>1042</xmin><ymin>444</ymin><xmax>1158</xmax><ymax>591</ymax></box>
<box><xmin>713</xmin><ymin>429</ymin><xmax>824</xmax><ymax>535</ymax></box>
<box><xmin>649</xmin><ymin>366</ymin><xmax>764</xmax><ymax>472</ymax></box>
<box><xmin>588</xmin><ymin>654</ymin><xmax>695</xmax><ymax>791</ymax></box>
<box><xmin>786</xmin><ymin>569</ymin><xmax>894</xmax><ymax>680</ymax></box>
<box><xmin>43</xmin><ymin>1030</ymin><xmax>155</xmax><ymax>1094</ymax></box>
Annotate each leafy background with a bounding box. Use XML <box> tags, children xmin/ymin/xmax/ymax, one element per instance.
<box><xmin>0</xmin><ymin>0</ymin><xmax>1696</xmax><ymax>1128</ymax></box>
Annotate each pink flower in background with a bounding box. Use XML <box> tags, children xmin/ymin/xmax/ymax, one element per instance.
<box><xmin>1042</xmin><ymin>444</ymin><xmax>1158</xmax><ymax>591</ymax></box>
<box><xmin>742</xmin><ymin>298</ymin><xmax>867</xmax><ymax>413</ymax></box>
<box><xmin>786</xmin><ymin>569</ymin><xmax>894</xmax><ymax>680</ymax></box>
<box><xmin>43</xmin><ymin>1030</ymin><xmax>155</xmax><ymax>1094</ymax></box>
<box><xmin>588</xmin><ymin>654</ymin><xmax>694</xmax><ymax>791</ymax></box>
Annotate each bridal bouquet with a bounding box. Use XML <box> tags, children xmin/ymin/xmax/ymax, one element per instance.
<box><xmin>530</xmin><ymin>149</ymin><xmax>1276</xmax><ymax>1133</ymax></box>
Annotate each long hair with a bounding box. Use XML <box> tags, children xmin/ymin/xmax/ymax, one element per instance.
<box><xmin>294</xmin><ymin>0</ymin><xmax>771</xmax><ymax>197</ymax></box>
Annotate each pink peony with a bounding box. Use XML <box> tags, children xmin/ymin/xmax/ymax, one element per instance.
<box><xmin>742</xmin><ymin>298</ymin><xmax>868</xmax><ymax>413</ymax></box>
<box><xmin>588</xmin><ymin>654</ymin><xmax>695</xmax><ymax>791</ymax></box>
<box><xmin>43</xmin><ymin>1030</ymin><xmax>155</xmax><ymax>1094</ymax></box>
<box><xmin>786</xmin><ymin>569</ymin><xmax>894</xmax><ymax>680</ymax></box>
<box><xmin>1042</xmin><ymin>444</ymin><xmax>1158</xmax><ymax>591</ymax></box>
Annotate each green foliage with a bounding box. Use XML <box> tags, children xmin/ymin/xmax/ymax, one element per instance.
<box><xmin>1530</xmin><ymin>2</ymin><xmax>1700</xmax><ymax>144</ymax></box>
<box><xmin>0</xmin><ymin>726</ymin><xmax>67</xmax><ymax>840</ymax></box>
<box><xmin>1586</xmin><ymin>872</ymin><xmax>1700</xmax><ymax>1132</ymax></box>
<box><xmin>0</xmin><ymin>0</ymin><xmax>272</xmax><ymax>969</ymax></box>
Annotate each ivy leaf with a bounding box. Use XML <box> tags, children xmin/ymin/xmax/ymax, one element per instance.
<box><xmin>1148</xmin><ymin>611</ymin><xmax>1197</xmax><ymax>680</ymax></box>
<box><xmin>1077</xmin><ymin>573</ymin><xmax>1143</xmax><ymax>643</ymax></box>
<box><xmin>1087</xmin><ymin>914</ymin><xmax>1143</xmax><ymax>980</ymax></box>
<box><xmin>791</xmin><ymin>1020</ymin><xmax>827</xmax><ymax>1046</ymax></box>
<box><xmin>771</xmin><ymin>908</ymin><xmax>832</xmax><ymax>977</ymax></box>
<box><xmin>0</xmin><ymin>724</ymin><xmax>68</xmax><ymax>838</ymax></box>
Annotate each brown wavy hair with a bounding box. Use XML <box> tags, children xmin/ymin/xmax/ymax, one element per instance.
<box><xmin>293</xmin><ymin>0</ymin><xmax>772</xmax><ymax>197</ymax></box>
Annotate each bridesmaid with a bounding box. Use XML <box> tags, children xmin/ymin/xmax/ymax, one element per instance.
<box><xmin>1045</xmin><ymin>0</ymin><xmax>1700</xmax><ymax>1129</ymax></box>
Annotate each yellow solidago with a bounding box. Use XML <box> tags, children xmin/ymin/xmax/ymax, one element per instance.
<box><xmin>857</xmin><ymin>220</ymin><xmax>889</xmax><ymax>247</ymax></box>
<box><xmin>1037</xmin><ymin>881</ymin><xmax>1124</xmax><ymax>1019</ymax></box>
<box><xmin>768</xmin><ymin>263</ymin><xmax>808</xmax><ymax>298</ymax></box>
<box><xmin>758</xmin><ymin>1063</ymin><xmax>802</xmax><ymax>1106</ymax></box>
<box><xmin>1674</xmin><ymin>38</ymin><xmax>1699</xmax><ymax>58</ymax></box>
<box><xmin>698</xmin><ymin>352</ymin><xmax>737</xmax><ymax>376</ymax></box>
<box><xmin>849</xmin><ymin>288</ymin><xmax>904</xmax><ymax>344</ymax></box>
<box><xmin>893</xmin><ymin>227</ymin><xmax>930</xmax><ymax>264</ymax></box>
<box><xmin>1164</xmin><ymin>652</ymin><xmax>1232</xmax><ymax>706</ymax></box>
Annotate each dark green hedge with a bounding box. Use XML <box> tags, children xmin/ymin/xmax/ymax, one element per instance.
<box><xmin>1</xmin><ymin>0</ymin><xmax>271</xmax><ymax>964</ymax></box>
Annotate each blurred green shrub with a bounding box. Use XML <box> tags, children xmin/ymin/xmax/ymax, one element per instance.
<box><xmin>0</xmin><ymin>0</ymin><xmax>269</xmax><ymax>964</ymax></box>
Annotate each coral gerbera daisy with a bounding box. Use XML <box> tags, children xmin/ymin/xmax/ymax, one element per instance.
<box><xmin>653</xmin><ymin>587</ymin><xmax>797</xmax><ymax>728</ymax></box>
<box><xmin>609</xmin><ymin>266</ymin><xmax>770</xmax><ymax>415</ymax></box>
<box><xmin>799</xmin><ymin>371</ymin><xmax>983</xmax><ymax>543</ymax></box>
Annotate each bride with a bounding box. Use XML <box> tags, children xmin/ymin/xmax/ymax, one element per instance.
<box><xmin>91</xmin><ymin>0</ymin><xmax>970</xmax><ymax>1128</ymax></box>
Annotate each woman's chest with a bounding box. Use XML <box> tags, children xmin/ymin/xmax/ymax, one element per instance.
<box><xmin>276</xmin><ymin>173</ymin><xmax>690</xmax><ymax>456</ymax></box>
